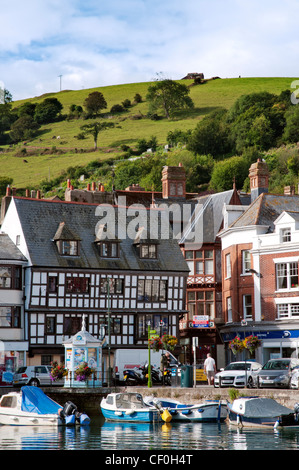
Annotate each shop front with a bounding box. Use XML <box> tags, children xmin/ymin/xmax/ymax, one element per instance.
<box><xmin>0</xmin><ymin>341</ymin><xmax>28</xmax><ymax>385</ymax></box>
<box><xmin>221</xmin><ymin>327</ymin><xmax>299</xmax><ymax>365</ymax></box>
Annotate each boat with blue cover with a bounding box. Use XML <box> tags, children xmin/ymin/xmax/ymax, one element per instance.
<box><xmin>100</xmin><ymin>392</ymin><xmax>162</xmax><ymax>423</ymax></box>
<box><xmin>0</xmin><ymin>386</ymin><xmax>90</xmax><ymax>426</ymax></box>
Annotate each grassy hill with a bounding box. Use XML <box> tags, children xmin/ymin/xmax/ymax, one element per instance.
<box><xmin>1</xmin><ymin>77</ymin><xmax>298</xmax><ymax>189</ymax></box>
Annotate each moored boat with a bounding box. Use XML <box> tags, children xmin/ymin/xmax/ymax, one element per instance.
<box><xmin>100</xmin><ymin>392</ymin><xmax>162</xmax><ymax>423</ymax></box>
<box><xmin>144</xmin><ymin>396</ymin><xmax>227</xmax><ymax>422</ymax></box>
<box><xmin>0</xmin><ymin>386</ymin><xmax>90</xmax><ymax>426</ymax></box>
<box><xmin>228</xmin><ymin>396</ymin><xmax>299</xmax><ymax>429</ymax></box>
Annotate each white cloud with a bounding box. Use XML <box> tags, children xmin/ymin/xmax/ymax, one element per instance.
<box><xmin>1</xmin><ymin>0</ymin><xmax>299</xmax><ymax>100</ymax></box>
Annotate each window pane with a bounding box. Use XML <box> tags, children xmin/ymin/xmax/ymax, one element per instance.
<box><xmin>0</xmin><ymin>267</ymin><xmax>11</xmax><ymax>288</ymax></box>
<box><xmin>205</xmin><ymin>260</ymin><xmax>214</xmax><ymax>275</ymax></box>
<box><xmin>187</xmin><ymin>261</ymin><xmax>194</xmax><ymax>275</ymax></box>
<box><xmin>205</xmin><ymin>250</ymin><xmax>213</xmax><ymax>259</ymax></box>
<box><xmin>185</xmin><ymin>251</ymin><xmax>193</xmax><ymax>259</ymax></box>
<box><xmin>195</xmin><ymin>261</ymin><xmax>204</xmax><ymax>274</ymax></box>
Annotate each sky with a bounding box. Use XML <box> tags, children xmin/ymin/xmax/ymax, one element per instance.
<box><xmin>0</xmin><ymin>0</ymin><xmax>299</xmax><ymax>101</ymax></box>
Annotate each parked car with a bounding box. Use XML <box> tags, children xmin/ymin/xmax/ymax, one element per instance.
<box><xmin>290</xmin><ymin>366</ymin><xmax>299</xmax><ymax>389</ymax></box>
<box><xmin>214</xmin><ymin>361</ymin><xmax>262</xmax><ymax>388</ymax></box>
<box><xmin>13</xmin><ymin>365</ymin><xmax>63</xmax><ymax>387</ymax></box>
<box><xmin>257</xmin><ymin>358</ymin><xmax>299</xmax><ymax>389</ymax></box>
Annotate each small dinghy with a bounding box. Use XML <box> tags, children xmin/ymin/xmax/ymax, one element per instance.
<box><xmin>228</xmin><ymin>396</ymin><xmax>299</xmax><ymax>429</ymax></box>
<box><xmin>0</xmin><ymin>386</ymin><xmax>90</xmax><ymax>426</ymax></box>
<box><xmin>144</xmin><ymin>396</ymin><xmax>227</xmax><ymax>422</ymax></box>
<box><xmin>100</xmin><ymin>392</ymin><xmax>164</xmax><ymax>423</ymax></box>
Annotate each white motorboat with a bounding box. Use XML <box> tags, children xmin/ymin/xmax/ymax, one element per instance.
<box><xmin>0</xmin><ymin>386</ymin><xmax>90</xmax><ymax>426</ymax></box>
<box><xmin>228</xmin><ymin>396</ymin><xmax>299</xmax><ymax>429</ymax></box>
<box><xmin>100</xmin><ymin>392</ymin><xmax>164</xmax><ymax>423</ymax></box>
<box><xmin>144</xmin><ymin>396</ymin><xmax>227</xmax><ymax>422</ymax></box>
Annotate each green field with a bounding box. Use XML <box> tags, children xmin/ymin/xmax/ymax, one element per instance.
<box><xmin>1</xmin><ymin>77</ymin><xmax>298</xmax><ymax>189</ymax></box>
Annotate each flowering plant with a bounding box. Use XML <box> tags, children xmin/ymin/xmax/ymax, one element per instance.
<box><xmin>229</xmin><ymin>336</ymin><xmax>245</xmax><ymax>355</ymax></box>
<box><xmin>244</xmin><ymin>335</ymin><xmax>261</xmax><ymax>354</ymax></box>
<box><xmin>161</xmin><ymin>334</ymin><xmax>178</xmax><ymax>351</ymax></box>
<box><xmin>50</xmin><ymin>362</ymin><xmax>68</xmax><ymax>382</ymax></box>
<box><xmin>149</xmin><ymin>336</ymin><xmax>163</xmax><ymax>352</ymax></box>
<box><xmin>74</xmin><ymin>362</ymin><xmax>94</xmax><ymax>382</ymax></box>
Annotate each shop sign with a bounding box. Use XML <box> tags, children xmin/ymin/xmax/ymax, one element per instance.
<box><xmin>193</xmin><ymin>315</ymin><xmax>209</xmax><ymax>328</ymax></box>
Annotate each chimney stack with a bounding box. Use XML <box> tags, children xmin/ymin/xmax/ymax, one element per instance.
<box><xmin>249</xmin><ymin>158</ymin><xmax>269</xmax><ymax>203</ymax></box>
<box><xmin>161</xmin><ymin>165</ymin><xmax>186</xmax><ymax>199</ymax></box>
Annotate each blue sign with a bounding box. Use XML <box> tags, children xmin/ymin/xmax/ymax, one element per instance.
<box><xmin>222</xmin><ymin>329</ymin><xmax>299</xmax><ymax>342</ymax></box>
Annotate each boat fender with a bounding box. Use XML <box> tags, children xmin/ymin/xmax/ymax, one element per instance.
<box><xmin>65</xmin><ymin>414</ymin><xmax>76</xmax><ymax>426</ymax></box>
<box><xmin>237</xmin><ymin>414</ymin><xmax>243</xmax><ymax>427</ymax></box>
<box><xmin>161</xmin><ymin>409</ymin><xmax>172</xmax><ymax>423</ymax></box>
<box><xmin>80</xmin><ymin>414</ymin><xmax>91</xmax><ymax>425</ymax></box>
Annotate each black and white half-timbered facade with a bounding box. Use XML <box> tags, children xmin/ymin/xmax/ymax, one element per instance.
<box><xmin>1</xmin><ymin>196</ymin><xmax>188</xmax><ymax>366</ymax></box>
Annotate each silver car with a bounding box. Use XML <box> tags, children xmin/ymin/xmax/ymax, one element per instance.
<box><xmin>13</xmin><ymin>365</ymin><xmax>62</xmax><ymax>387</ymax></box>
<box><xmin>257</xmin><ymin>358</ymin><xmax>299</xmax><ymax>389</ymax></box>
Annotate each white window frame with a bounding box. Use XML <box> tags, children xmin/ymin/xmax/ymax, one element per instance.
<box><xmin>242</xmin><ymin>250</ymin><xmax>251</xmax><ymax>274</ymax></box>
<box><xmin>227</xmin><ymin>296</ymin><xmax>232</xmax><ymax>323</ymax></box>
<box><xmin>281</xmin><ymin>227</ymin><xmax>291</xmax><ymax>243</ymax></box>
<box><xmin>243</xmin><ymin>294</ymin><xmax>253</xmax><ymax>320</ymax></box>
<box><xmin>225</xmin><ymin>253</ymin><xmax>231</xmax><ymax>279</ymax></box>
<box><xmin>276</xmin><ymin>262</ymin><xmax>299</xmax><ymax>291</ymax></box>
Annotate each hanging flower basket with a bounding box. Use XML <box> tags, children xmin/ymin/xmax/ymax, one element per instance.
<box><xmin>50</xmin><ymin>362</ymin><xmax>68</xmax><ymax>382</ymax></box>
<box><xmin>161</xmin><ymin>334</ymin><xmax>178</xmax><ymax>351</ymax></box>
<box><xmin>229</xmin><ymin>336</ymin><xmax>245</xmax><ymax>355</ymax></box>
<box><xmin>244</xmin><ymin>335</ymin><xmax>261</xmax><ymax>355</ymax></box>
<box><xmin>74</xmin><ymin>362</ymin><xmax>94</xmax><ymax>382</ymax></box>
<box><xmin>149</xmin><ymin>336</ymin><xmax>163</xmax><ymax>352</ymax></box>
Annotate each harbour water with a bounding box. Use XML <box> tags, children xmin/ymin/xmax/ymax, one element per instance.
<box><xmin>1</xmin><ymin>415</ymin><xmax>299</xmax><ymax>451</ymax></box>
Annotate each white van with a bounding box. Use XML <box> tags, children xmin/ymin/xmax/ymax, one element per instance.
<box><xmin>113</xmin><ymin>349</ymin><xmax>178</xmax><ymax>382</ymax></box>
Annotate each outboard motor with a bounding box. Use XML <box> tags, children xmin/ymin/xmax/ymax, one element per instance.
<box><xmin>60</xmin><ymin>401</ymin><xmax>78</xmax><ymax>425</ymax></box>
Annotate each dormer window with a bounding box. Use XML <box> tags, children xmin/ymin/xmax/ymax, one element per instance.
<box><xmin>98</xmin><ymin>241</ymin><xmax>119</xmax><ymax>258</ymax></box>
<box><xmin>140</xmin><ymin>244</ymin><xmax>157</xmax><ymax>259</ymax></box>
<box><xmin>61</xmin><ymin>240</ymin><xmax>78</xmax><ymax>256</ymax></box>
<box><xmin>282</xmin><ymin>228</ymin><xmax>291</xmax><ymax>243</ymax></box>
<box><xmin>53</xmin><ymin>222</ymin><xmax>81</xmax><ymax>256</ymax></box>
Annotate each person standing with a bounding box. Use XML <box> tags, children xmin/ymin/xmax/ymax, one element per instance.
<box><xmin>160</xmin><ymin>352</ymin><xmax>170</xmax><ymax>385</ymax></box>
<box><xmin>204</xmin><ymin>353</ymin><xmax>216</xmax><ymax>385</ymax></box>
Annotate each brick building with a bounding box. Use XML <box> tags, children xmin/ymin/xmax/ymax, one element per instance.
<box><xmin>219</xmin><ymin>159</ymin><xmax>299</xmax><ymax>364</ymax></box>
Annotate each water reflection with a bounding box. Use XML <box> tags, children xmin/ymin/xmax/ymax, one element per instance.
<box><xmin>0</xmin><ymin>417</ymin><xmax>299</xmax><ymax>450</ymax></box>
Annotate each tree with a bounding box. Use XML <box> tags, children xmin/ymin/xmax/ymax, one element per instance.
<box><xmin>210</xmin><ymin>155</ymin><xmax>250</xmax><ymax>192</ymax></box>
<box><xmin>282</xmin><ymin>105</ymin><xmax>299</xmax><ymax>143</ymax></box>
<box><xmin>80</xmin><ymin>121</ymin><xmax>114</xmax><ymax>150</ymax></box>
<box><xmin>10</xmin><ymin>115</ymin><xmax>40</xmax><ymax>142</ymax></box>
<box><xmin>187</xmin><ymin>109</ymin><xmax>232</xmax><ymax>158</ymax></box>
<box><xmin>34</xmin><ymin>98</ymin><xmax>63</xmax><ymax>124</ymax></box>
<box><xmin>146</xmin><ymin>79</ymin><xmax>194</xmax><ymax>119</ymax></box>
<box><xmin>84</xmin><ymin>92</ymin><xmax>107</xmax><ymax>116</ymax></box>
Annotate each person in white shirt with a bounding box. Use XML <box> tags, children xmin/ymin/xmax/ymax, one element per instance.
<box><xmin>204</xmin><ymin>353</ymin><xmax>216</xmax><ymax>385</ymax></box>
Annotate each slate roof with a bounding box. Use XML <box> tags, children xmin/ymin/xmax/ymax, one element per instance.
<box><xmin>228</xmin><ymin>193</ymin><xmax>299</xmax><ymax>232</ymax></box>
<box><xmin>0</xmin><ymin>233</ymin><xmax>27</xmax><ymax>262</ymax></box>
<box><xmin>11</xmin><ymin>197</ymin><xmax>189</xmax><ymax>273</ymax></box>
<box><xmin>180</xmin><ymin>189</ymin><xmax>241</xmax><ymax>244</ymax></box>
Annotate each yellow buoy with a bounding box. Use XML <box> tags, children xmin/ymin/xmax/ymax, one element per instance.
<box><xmin>161</xmin><ymin>409</ymin><xmax>172</xmax><ymax>423</ymax></box>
